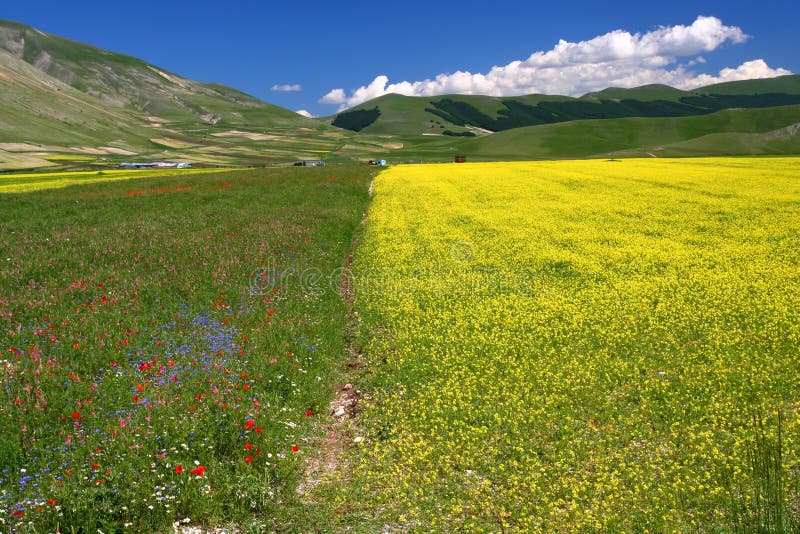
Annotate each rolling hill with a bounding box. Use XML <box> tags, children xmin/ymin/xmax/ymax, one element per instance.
<box><xmin>0</xmin><ymin>47</ymin><xmax>152</xmax><ymax>147</ymax></box>
<box><xmin>0</xmin><ymin>19</ymin><xmax>397</xmax><ymax>170</ymax></box>
<box><xmin>446</xmin><ymin>105</ymin><xmax>800</xmax><ymax>160</ymax></box>
<box><xmin>331</xmin><ymin>75</ymin><xmax>800</xmax><ymax>137</ymax></box>
<box><xmin>0</xmin><ymin>19</ymin><xmax>302</xmax><ymax>126</ymax></box>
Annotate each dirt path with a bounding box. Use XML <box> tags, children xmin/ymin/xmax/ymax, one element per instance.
<box><xmin>296</xmin><ymin>180</ymin><xmax>374</xmax><ymax>497</ymax></box>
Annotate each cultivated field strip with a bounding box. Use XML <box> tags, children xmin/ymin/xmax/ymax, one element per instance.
<box><xmin>340</xmin><ymin>158</ymin><xmax>800</xmax><ymax>531</ymax></box>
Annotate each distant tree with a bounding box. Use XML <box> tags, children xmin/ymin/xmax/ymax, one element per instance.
<box><xmin>442</xmin><ymin>130</ymin><xmax>476</xmax><ymax>137</ymax></box>
<box><xmin>332</xmin><ymin>107</ymin><xmax>381</xmax><ymax>132</ymax></box>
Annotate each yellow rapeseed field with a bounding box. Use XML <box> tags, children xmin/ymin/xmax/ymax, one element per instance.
<box><xmin>0</xmin><ymin>167</ymin><xmax>224</xmax><ymax>193</ymax></box>
<box><xmin>341</xmin><ymin>158</ymin><xmax>800</xmax><ymax>531</ymax></box>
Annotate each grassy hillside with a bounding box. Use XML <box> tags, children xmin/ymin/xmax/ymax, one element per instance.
<box><xmin>697</xmin><ymin>75</ymin><xmax>800</xmax><ymax>95</ymax></box>
<box><xmin>581</xmin><ymin>84</ymin><xmax>690</xmax><ymax>101</ymax></box>
<box><xmin>415</xmin><ymin>105</ymin><xmax>800</xmax><ymax>160</ymax></box>
<box><xmin>0</xmin><ymin>19</ymin><xmax>403</xmax><ymax>169</ymax></box>
<box><xmin>329</xmin><ymin>93</ymin><xmax>572</xmax><ymax>136</ymax></box>
<box><xmin>332</xmin><ymin>75</ymin><xmax>800</xmax><ymax>137</ymax></box>
<box><xmin>0</xmin><ymin>49</ymin><xmax>153</xmax><ymax>146</ymax></box>
<box><xmin>0</xmin><ymin>19</ymin><xmax>303</xmax><ymax>127</ymax></box>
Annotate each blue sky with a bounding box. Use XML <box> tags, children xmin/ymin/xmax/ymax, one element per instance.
<box><xmin>3</xmin><ymin>0</ymin><xmax>798</xmax><ymax>116</ymax></box>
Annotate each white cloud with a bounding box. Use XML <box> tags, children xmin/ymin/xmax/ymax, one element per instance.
<box><xmin>321</xmin><ymin>16</ymin><xmax>791</xmax><ymax>110</ymax></box>
<box><xmin>679</xmin><ymin>59</ymin><xmax>791</xmax><ymax>88</ymax></box>
<box><xmin>295</xmin><ymin>109</ymin><xmax>314</xmax><ymax>118</ymax></box>
<box><xmin>271</xmin><ymin>84</ymin><xmax>302</xmax><ymax>92</ymax></box>
<box><xmin>319</xmin><ymin>88</ymin><xmax>346</xmax><ymax>104</ymax></box>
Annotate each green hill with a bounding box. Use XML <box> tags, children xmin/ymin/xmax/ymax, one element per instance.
<box><xmin>0</xmin><ymin>19</ymin><xmax>399</xmax><ymax>169</ymax></box>
<box><xmin>448</xmin><ymin>105</ymin><xmax>800</xmax><ymax>160</ymax></box>
<box><xmin>332</xmin><ymin>75</ymin><xmax>800</xmax><ymax>137</ymax></box>
<box><xmin>0</xmin><ymin>48</ymin><xmax>152</xmax><ymax>147</ymax></box>
<box><xmin>581</xmin><ymin>84</ymin><xmax>689</xmax><ymax>101</ymax></box>
<box><xmin>0</xmin><ymin>19</ymin><xmax>303</xmax><ymax>126</ymax></box>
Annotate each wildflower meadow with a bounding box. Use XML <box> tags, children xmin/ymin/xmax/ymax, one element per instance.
<box><xmin>0</xmin><ymin>165</ymin><xmax>375</xmax><ymax>531</ymax></box>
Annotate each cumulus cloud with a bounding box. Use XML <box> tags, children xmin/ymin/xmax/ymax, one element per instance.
<box><xmin>271</xmin><ymin>84</ymin><xmax>302</xmax><ymax>92</ymax></box>
<box><xmin>321</xmin><ymin>16</ymin><xmax>791</xmax><ymax>110</ymax></box>
<box><xmin>681</xmin><ymin>59</ymin><xmax>791</xmax><ymax>88</ymax></box>
<box><xmin>319</xmin><ymin>88</ymin><xmax>347</xmax><ymax>104</ymax></box>
<box><xmin>295</xmin><ymin>109</ymin><xmax>314</xmax><ymax>118</ymax></box>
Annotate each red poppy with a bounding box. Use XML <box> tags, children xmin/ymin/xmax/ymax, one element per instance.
<box><xmin>71</xmin><ymin>411</ymin><xmax>80</xmax><ymax>419</ymax></box>
<box><xmin>255</xmin><ymin>427</ymin><xmax>263</xmax><ymax>433</ymax></box>
<box><xmin>291</xmin><ymin>444</ymin><xmax>299</xmax><ymax>452</ymax></box>
<box><xmin>305</xmin><ymin>410</ymin><xmax>313</xmax><ymax>417</ymax></box>
<box><xmin>245</xmin><ymin>455</ymin><xmax>253</xmax><ymax>463</ymax></box>
<box><xmin>190</xmin><ymin>465</ymin><xmax>206</xmax><ymax>476</ymax></box>
<box><xmin>174</xmin><ymin>465</ymin><xmax>184</xmax><ymax>474</ymax></box>
<box><xmin>245</xmin><ymin>443</ymin><xmax>253</xmax><ymax>450</ymax></box>
<box><xmin>47</xmin><ymin>499</ymin><xmax>57</xmax><ymax>505</ymax></box>
<box><xmin>244</xmin><ymin>419</ymin><xmax>255</xmax><ymax>430</ymax></box>
<box><xmin>12</xmin><ymin>510</ymin><xmax>24</xmax><ymax>518</ymax></box>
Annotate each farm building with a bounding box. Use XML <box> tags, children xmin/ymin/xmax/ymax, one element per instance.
<box><xmin>119</xmin><ymin>162</ymin><xmax>158</xmax><ymax>169</ymax></box>
<box><xmin>119</xmin><ymin>161</ymin><xmax>191</xmax><ymax>169</ymax></box>
<box><xmin>293</xmin><ymin>160</ymin><xmax>326</xmax><ymax>167</ymax></box>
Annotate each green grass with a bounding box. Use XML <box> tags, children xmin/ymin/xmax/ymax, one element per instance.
<box><xmin>0</xmin><ymin>165</ymin><xmax>376</xmax><ymax>531</ymax></box>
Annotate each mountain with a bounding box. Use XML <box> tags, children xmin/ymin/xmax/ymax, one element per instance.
<box><xmin>0</xmin><ymin>46</ymin><xmax>153</xmax><ymax>147</ymax></box>
<box><xmin>331</xmin><ymin>75</ymin><xmax>800</xmax><ymax>136</ymax></box>
<box><xmin>0</xmin><ymin>19</ymin><xmax>302</xmax><ymax>126</ymax></box>
<box><xmin>0</xmin><ymin>19</ymin><xmax>398</xmax><ymax>170</ymax></box>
